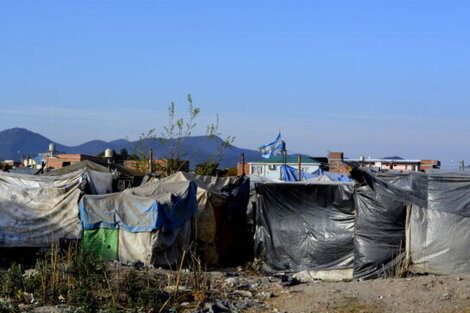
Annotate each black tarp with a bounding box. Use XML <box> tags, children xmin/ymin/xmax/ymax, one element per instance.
<box><xmin>353</xmin><ymin>183</ymin><xmax>407</xmax><ymax>279</ymax></box>
<box><xmin>254</xmin><ymin>182</ymin><xmax>355</xmax><ymax>272</ymax></box>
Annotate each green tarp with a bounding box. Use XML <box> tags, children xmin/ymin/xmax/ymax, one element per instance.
<box><xmin>82</xmin><ymin>229</ymin><xmax>118</xmax><ymax>262</ymax></box>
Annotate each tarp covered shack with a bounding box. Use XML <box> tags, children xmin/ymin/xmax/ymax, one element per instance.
<box><xmin>43</xmin><ymin>160</ymin><xmax>114</xmax><ymax>194</ymax></box>
<box><xmin>79</xmin><ymin>178</ymin><xmax>197</xmax><ymax>265</ymax></box>
<box><xmin>158</xmin><ymin>172</ymin><xmax>250</xmax><ymax>265</ymax></box>
<box><xmin>255</xmin><ymin>181</ymin><xmax>355</xmax><ymax>273</ymax></box>
<box><xmin>353</xmin><ymin>169</ymin><xmax>470</xmax><ymax>277</ymax></box>
<box><xmin>0</xmin><ymin>170</ymin><xmax>85</xmax><ymax>247</ymax></box>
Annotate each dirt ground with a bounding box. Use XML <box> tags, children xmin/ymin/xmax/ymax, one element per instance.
<box><xmin>5</xmin><ymin>266</ymin><xmax>470</xmax><ymax>313</ymax></box>
<box><xmin>262</xmin><ymin>274</ymin><xmax>470</xmax><ymax>313</ymax></box>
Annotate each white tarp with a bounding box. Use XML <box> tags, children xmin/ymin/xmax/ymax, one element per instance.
<box><xmin>118</xmin><ymin>219</ymin><xmax>191</xmax><ymax>266</ymax></box>
<box><xmin>0</xmin><ymin>170</ymin><xmax>85</xmax><ymax>247</ymax></box>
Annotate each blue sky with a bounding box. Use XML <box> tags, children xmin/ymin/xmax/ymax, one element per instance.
<box><xmin>1</xmin><ymin>1</ymin><xmax>469</xmax><ymax>167</ymax></box>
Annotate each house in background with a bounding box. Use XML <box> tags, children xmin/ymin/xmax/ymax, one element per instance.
<box><xmin>328</xmin><ymin>152</ymin><xmax>440</xmax><ymax>173</ymax></box>
<box><xmin>237</xmin><ymin>155</ymin><xmax>324</xmax><ymax>180</ymax></box>
<box><xmin>46</xmin><ymin>154</ymin><xmax>106</xmax><ymax>169</ymax></box>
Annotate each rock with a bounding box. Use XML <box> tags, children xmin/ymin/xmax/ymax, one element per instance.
<box><xmin>256</xmin><ymin>291</ymin><xmax>273</xmax><ymax>300</ymax></box>
<box><xmin>457</xmin><ymin>276</ymin><xmax>463</xmax><ymax>281</ymax></box>
<box><xmin>234</xmin><ymin>290</ymin><xmax>253</xmax><ymax>298</ymax></box>
<box><xmin>440</xmin><ymin>293</ymin><xmax>451</xmax><ymax>300</ymax></box>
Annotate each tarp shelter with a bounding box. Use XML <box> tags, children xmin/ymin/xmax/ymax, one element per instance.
<box><xmin>255</xmin><ymin>181</ymin><xmax>355</xmax><ymax>272</ymax></box>
<box><xmin>79</xmin><ymin>179</ymin><xmax>197</xmax><ymax>265</ymax></box>
<box><xmin>408</xmin><ymin>171</ymin><xmax>470</xmax><ymax>275</ymax></box>
<box><xmin>158</xmin><ymin>172</ymin><xmax>250</xmax><ymax>265</ymax></box>
<box><xmin>43</xmin><ymin>160</ymin><xmax>114</xmax><ymax>194</ymax></box>
<box><xmin>353</xmin><ymin>169</ymin><xmax>470</xmax><ymax>277</ymax></box>
<box><xmin>0</xmin><ymin>170</ymin><xmax>85</xmax><ymax>247</ymax></box>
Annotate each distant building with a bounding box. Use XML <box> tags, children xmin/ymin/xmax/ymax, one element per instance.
<box><xmin>46</xmin><ymin>154</ymin><xmax>106</xmax><ymax>169</ymax></box>
<box><xmin>237</xmin><ymin>155</ymin><xmax>323</xmax><ymax>179</ymax></box>
<box><xmin>328</xmin><ymin>152</ymin><xmax>440</xmax><ymax>173</ymax></box>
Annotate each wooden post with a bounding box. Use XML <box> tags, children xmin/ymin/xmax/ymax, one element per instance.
<box><xmin>297</xmin><ymin>154</ymin><xmax>301</xmax><ymax>181</ymax></box>
<box><xmin>241</xmin><ymin>153</ymin><xmax>246</xmax><ymax>176</ymax></box>
<box><xmin>148</xmin><ymin>149</ymin><xmax>153</xmax><ymax>174</ymax></box>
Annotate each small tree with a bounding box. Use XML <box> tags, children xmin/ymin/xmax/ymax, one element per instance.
<box><xmin>134</xmin><ymin>95</ymin><xmax>234</xmax><ymax>176</ymax></box>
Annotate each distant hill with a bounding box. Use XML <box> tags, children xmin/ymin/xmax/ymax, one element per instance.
<box><xmin>0</xmin><ymin>128</ymin><xmax>262</xmax><ymax>168</ymax></box>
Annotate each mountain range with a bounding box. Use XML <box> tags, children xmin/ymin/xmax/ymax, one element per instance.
<box><xmin>0</xmin><ymin>128</ymin><xmax>262</xmax><ymax>168</ymax></box>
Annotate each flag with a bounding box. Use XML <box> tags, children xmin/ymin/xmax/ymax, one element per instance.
<box><xmin>259</xmin><ymin>133</ymin><xmax>283</xmax><ymax>159</ymax></box>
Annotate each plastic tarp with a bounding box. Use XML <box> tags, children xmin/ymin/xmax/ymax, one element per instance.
<box><xmin>408</xmin><ymin>171</ymin><xmax>470</xmax><ymax>275</ymax></box>
<box><xmin>79</xmin><ymin>179</ymin><xmax>197</xmax><ymax>265</ymax></box>
<box><xmin>43</xmin><ymin>160</ymin><xmax>114</xmax><ymax>195</ymax></box>
<box><xmin>79</xmin><ymin>180</ymin><xmax>197</xmax><ymax>232</ymax></box>
<box><xmin>355</xmin><ymin>169</ymin><xmax>470</xmax><ymax>276</ymax></box>
<box><xmin>0</xmin><ymin>170</ymin><xmax>85</xmax><ymax>247</ymax></box>
<box><xmin>118</xmin><ymin>219</ymin><xmax>191</xmax><ymax>266</ymax></box>
<box><xmin>158</xmin><ymin>172</ymin><xmax>250</xmax><ymax>265</ymax></box>
<box><xmin>353</xmin><ymin>184</ymin><xmax>407</xmax><ymax>280</ymax></box>
<box><xmin>82</xmin><ymin>228</ymin><xmax>118</xmax><ymax>262</ymax></box>
<box><xmin>281</xmin><ymin>165</ymin><xmax>354</xmax><ymax>182</ymax></box>
<box><xmin>255</xmin><ymin>182</ymin><xmax>355</xmax><ymax>272</ymax></box>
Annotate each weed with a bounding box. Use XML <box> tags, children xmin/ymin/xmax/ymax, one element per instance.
<box><xmin>0</xmin><ymin>264</ymin><xmax>24</xmax><ymax>301</ymax></box>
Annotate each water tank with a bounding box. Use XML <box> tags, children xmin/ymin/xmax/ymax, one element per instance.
<box><xmin>105</xmin><ymin>148</ymin><xmax>114</xmax><ymax>158</ymax></box>
<box><xmin>49</xmin><ymin>143</ymin><xmax>55</xmax><ymax>153</ymax></box>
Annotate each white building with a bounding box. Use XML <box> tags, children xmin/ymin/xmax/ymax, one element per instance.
<box><xmin>248</xmin><ymin>155</ymin><xmax>322</xmax><ymax>180</ymax></box>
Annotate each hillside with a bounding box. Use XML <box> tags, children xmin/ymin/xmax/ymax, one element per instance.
<box><xmin>0</xmin><ymin>128</ymin><xmax>262</xmax><ymax>168</ymax></box>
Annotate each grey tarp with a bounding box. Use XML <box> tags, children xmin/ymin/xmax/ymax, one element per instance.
<box><xmin>43</xmin><ymin>160</ymin><xmax>113</xmax><ymax>194</ymax></box>
<box><xmin>355</xmin><ymin>169</ymin><xmax>470</xmax><ymax>276</ymax></box>
<box><xmin>79</xmin><ymin>179</ymin><xmax>197</xmax><ymax>265</ymax></box>
<box><xmin>0</xmin><ymin>170</ymin><xmax>85</xmax><ymax>247</ymax></box>
<box><xmin>255</xmin><ymin>182</ymin><xmax>355</xmax><ymax>272</ymax></box>
<box><xmin>408</xmin><ymin>171</ymin><xmax>470</xmax><ymax>275</ymax></box>
<box><xmin>158</xmin><ymin>172</ymin><xmax>250</xmax><ymax>265</ymax></box>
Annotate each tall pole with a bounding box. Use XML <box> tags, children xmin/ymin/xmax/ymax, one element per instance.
<box><xmin>297</xmin><ymin>154</ymin><xmax>302</xmax><ymax>181</ymax></box>
<box><xmin>148</xmin><ymin>149</ymin><xmax>153</xmax><ymax>174</ymax></box>
<box><xmin>241</xmin><ymin>153</ymin><xmax>246</xmax><ymax>176</ymax></box>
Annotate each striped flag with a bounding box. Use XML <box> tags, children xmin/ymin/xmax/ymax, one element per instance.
<box><xmin>259</xmin><ymin>133</ymin><xmax>283</xmax><ymax>159</ymax></box>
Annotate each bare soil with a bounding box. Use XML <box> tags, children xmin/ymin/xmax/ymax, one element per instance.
<box><xmin>263</xmin><ymin>274</ymin><xmax>470</xmax><ymax>313</ymax></box>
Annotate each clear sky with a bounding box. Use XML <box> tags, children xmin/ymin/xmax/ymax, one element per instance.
<box><xmin>1</xmin><ymin>1</ymin><xmax>469</xmax><ymax>167</ymax></box>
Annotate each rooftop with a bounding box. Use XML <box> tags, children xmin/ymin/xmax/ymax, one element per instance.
<box><xmin>251</xmin><ymin>154</ymin><xmax>322</xmax><ymax>164</ymax></box>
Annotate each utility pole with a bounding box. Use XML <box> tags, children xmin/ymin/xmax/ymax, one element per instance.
<box><xmin>461</xmin><ymin>160</ymin><xmax>465</xmax><ymax>171</ymax></box>
<box><xmin>241</xmin><ymin>153</ymin><xmax>245</xmax><ymax>176</ymax></box>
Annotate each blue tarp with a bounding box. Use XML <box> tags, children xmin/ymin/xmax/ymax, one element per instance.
<box><xmin>280</xmin><ymin>165</ymin><xmax>354</xmax><ymax>182</ymax></box>
<box><xmin>79</xmin><ymin>180</ymin><xmax>197</xmax><ymax>232</ymax></box>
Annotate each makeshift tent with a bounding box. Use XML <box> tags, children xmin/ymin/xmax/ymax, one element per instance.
<box><xmin>408</xmin><ymin>171</ymin><xmax>470</xmax><ymax>275</ymax></box>
<box><xmin>43</xmin><ymin>160</ymin><xmax>114</xmax><ymax>194</ymax></box>
<box><xmin>255</xmin><ymin>181</ymin><xmax>355</xmax><ymax>272</ymax></box>
<box><xmin>79</xmin><ymin>179</ymin><xmax>197</xmax><ymax>265</ymax></box>
<box><xmin>353</xmin><ymin>169</ymin><xmax>470</xmax><ymax>277</ymax></box>
<box><xmin>353</xmin><ymin>184</ymin><xmax>407</xmax><ymax>279</ymax></box>
<box><xmin>0</xmin><ymin>170</ymin><xmax>85</xmax><ymax>247</ymax></box>
<box><xmin>158</xmin><ymin>172</ymin><xmax>250</xmax><ymax>265</ymax></box>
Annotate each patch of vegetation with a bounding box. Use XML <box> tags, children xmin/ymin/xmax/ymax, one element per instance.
<box><xmin>0</xmin><ymin>243</ymin><xmax>213</xmax><ymax>313</ymax></box>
